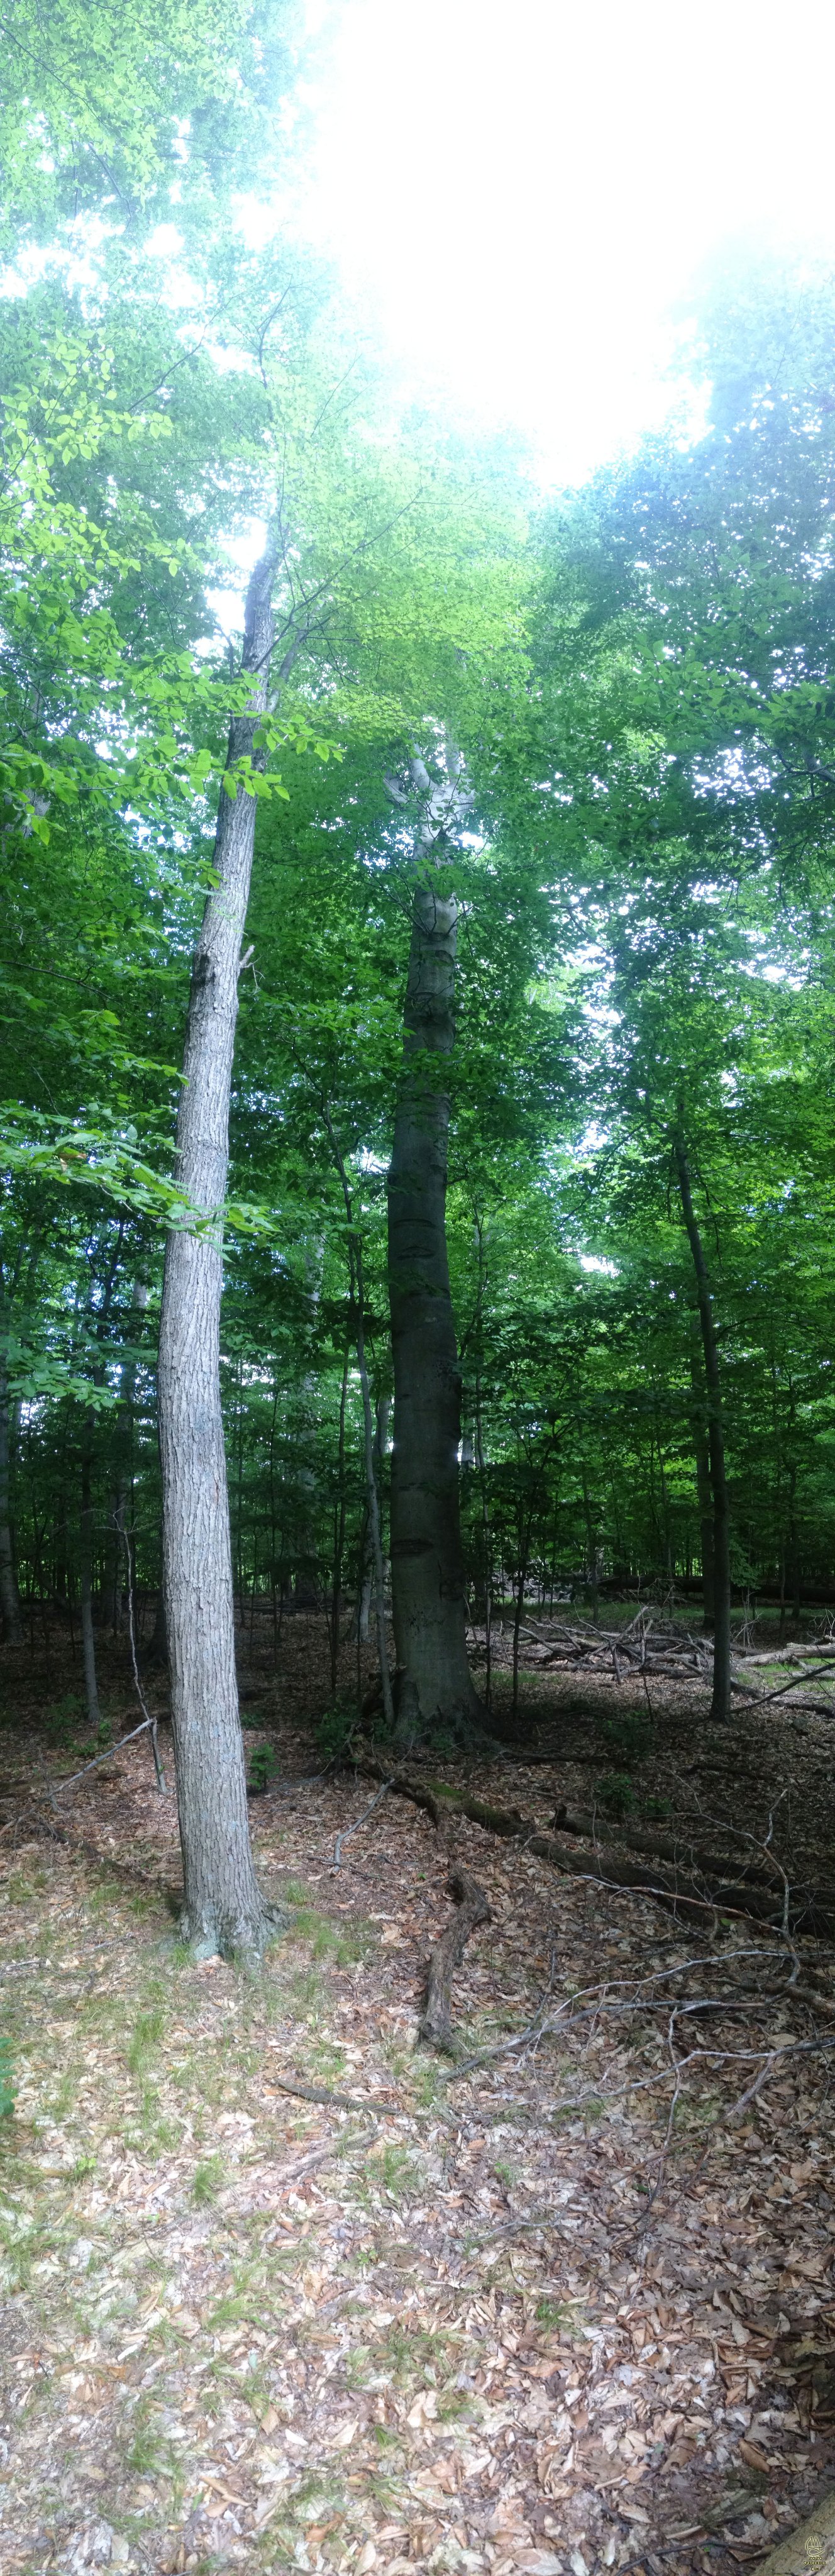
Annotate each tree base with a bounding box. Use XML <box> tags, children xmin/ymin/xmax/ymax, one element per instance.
<box><xmin>362</xmin><ymin>1663</ymin><xmax>494</xmax><ymax>1754</ymax></box>
<box><xmin>179</xmin><ymin>1896</ymin><xmax>287</xmax><ymax>1962</ymax></box>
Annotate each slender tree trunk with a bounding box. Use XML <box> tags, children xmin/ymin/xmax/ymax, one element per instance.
<box><xmin>328</xmin><ymin>1350</ymin><xmax>349</xmax><ymax>1696</ymax></box>
<box><xmin>674</xmin><ymin>1135</ymin><xmax>731</xmax><ymax>1723</ymax></box>
<box><xmin>386</xmin><ymin>758</ymin><xmax>481</xmax><ymax>1743</ymax></box>
<box><xmin>688</xmin><ymin>1338</ymin><xmax>715</xmax><ymax>1633</ymax></box>
<box><xmin>79</xmin><ymin>1435</ymin><xmax>100</xmax><ymax>1727</ymax></box>
<box><xmin>358</xmin><ymin>1396</ymin><xmax>389</xmax><ymax>1641</ymax></box>
<box><xmin>109</xmin><ymin>1274</ymin><xmax>148</xmax><ymax>1634</ymax></box>
<box><xmin>157</xmin><ymin>543</ymin><xmax>280</xmax><ymax>1957</ymax></box>
<box><xmin>581</xmin><ymin>1465</ymin><xmax>599</xmax><ymax>1622</ymax></box>
<box><xmin>320</xmin><ymin>1106</ymin><xmax>394</xmax><ymax>1729</ymax></box>
<box><xmin>0</xmin><ymin>1358</ymin><xmax>23</xmax><ymax>1645</ymax></box>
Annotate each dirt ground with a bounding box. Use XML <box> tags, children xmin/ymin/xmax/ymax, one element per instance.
<box><xmin>1</xmin><ymin>1615</ymin><xmax>834</xmax><ymax>2576</ymax></box>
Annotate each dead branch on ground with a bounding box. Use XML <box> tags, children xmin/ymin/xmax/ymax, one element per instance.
<box><xmin>419</xmin><ymin>1865</ymin><xmax>491</xmax><ymax>2053</ymax></box>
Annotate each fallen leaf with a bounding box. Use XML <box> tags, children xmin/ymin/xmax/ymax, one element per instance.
<box><xmin>406</xmin><ymin>2389</ymin><xmax>438</xmax><ymax>2428</ymax></box>
<box><xmin>738</xmin><ymin>2438</ymin><xmax>770</xmax><ymax>2473</ymax></box>
<box><xmin>329</xmin><ymin>2418</ymin><xmax>360</xmax><ymax>2450</ymax></box>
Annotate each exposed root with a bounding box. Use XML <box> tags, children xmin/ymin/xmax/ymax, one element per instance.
<box><xmin>419</xmin><ymin>1863</ymin><xmax>491</xmax><ymax>2053</ymax></box>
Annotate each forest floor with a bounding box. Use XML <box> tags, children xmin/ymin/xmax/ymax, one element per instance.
<box><xmin>1</xmin><ymin>1613</ymin><xmax>835</xmax><ymax>2576</ymax></box>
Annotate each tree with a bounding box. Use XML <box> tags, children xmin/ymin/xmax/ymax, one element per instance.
<box><xmin>385</xmin><ymin>753</ymin><xmax>482</xmax><ymax>1741</ymax></box>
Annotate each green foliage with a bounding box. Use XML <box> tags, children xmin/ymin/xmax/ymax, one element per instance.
<box><xmin>43</xmin><ymin>1695</ymin><xmax>84</xmax><ymax>1748</ymax></box>
<box><xmin>1</xmin><ymin>0</ymin><xmax>834</xmax><ymax>1774</ymax></box>
<box><xmin>600</xmin><ymin>1714</ymin><xmax>652</xmax><ymax>1768</ymax></box>
<box><xmin>246</xmin><ymin>1741</ymin><xmax>280</xmax><ymax>1795</ymax></box>
<box><xmin>594</xmin><ymin>1773</ymin><xmax>636</xmax><ymax>1821</ymax></box>
<box><xmin>192</xmin><ymin>2155</ymin><xmax>224</xmax><ymax>2206</ymax></box>
<box><xmin>314</xmin><ymin>1701</ymin><xmax>359</xmax><ymax>1763</ymax></box>
<box><xmin>0</xmin><ymin>2039</ymin><xmax>15</xmax><ymax>2118</ymax></box>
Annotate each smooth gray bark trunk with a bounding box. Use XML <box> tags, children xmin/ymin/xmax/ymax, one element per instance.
<box><xmin>0</xmin><ymin>1359</ymin><xmax>23</xmax><ymax>1645</ymax></box>
<box><xmin>675</xmin><ymin>1135</ymin><xmax>731</xmax><ymax>1723</ymax></box>
<box><xmin>386</xmin><ymin>757</ymin><xmax>481</xmax><ymax>1743</ymax></box>
<box><xmin>157</xmin><ymin>545</ymin><xmax>280</xmax><ymax>1957</ymax></box>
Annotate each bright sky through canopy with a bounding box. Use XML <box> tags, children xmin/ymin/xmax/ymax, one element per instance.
<box><xmin>302</xmin><ymin>0</ymin><xmax>835</xmax><ymax>484</ymax></box>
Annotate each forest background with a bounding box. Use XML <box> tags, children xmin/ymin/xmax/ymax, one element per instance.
<box><xmin>2</xmin><ymin>0</ymin><xmax>835</xmax><ymax>1822</ymax></box>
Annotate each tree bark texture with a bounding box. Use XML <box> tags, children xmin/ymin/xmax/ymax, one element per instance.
<box><xmin>419</xmin><ymin>1865</ymin><xmax>491</xmax><ymax>2051</ymax></box>
<box><xmin>79</xmin><ymin>1438</ymin><xmax>100</xmax><ymax>1726</ymax></box>
<box><xmin>109</xmin><ymin>1274</ymin><xmax>148</xmax><ymax>1633</ymax></box>
<box><xmin>675</xmin><ymin>1136</ymin><xmax>731</xmax><ymax>1723</ymax></box>
<box><xmin>0</xmin><ymin>1358</ymin><xmax>22</xmax><ymax>1645</ymax></box>
<box><xmin>157</xmin><ymin>544</ymin><xmax>279</xmax><ymax>1956</ymax></box>
<box><xmin>688</xmin><ymin>1337</ymin><xmax>716</xmax><ymax>1633</ymax></box>
<box><xmin>387</xmin><ymin>758</ymin><xmax>482</xmax><ymax>1743</ymax></box>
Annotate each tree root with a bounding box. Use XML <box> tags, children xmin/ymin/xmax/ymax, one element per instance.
<box><xmin>419</xmin><ymin>1864</ymin><xmax>491</xmax><ymax>2053</ymax></box>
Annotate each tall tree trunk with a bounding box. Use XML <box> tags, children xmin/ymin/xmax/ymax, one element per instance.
<box><xmin>157</xmin><ymin>543</ymin><xmax>280</xmax><ymax>1957</ymax></box>
<box><xmin>688</xmin><ymin>1338</ymin><xmax>715</xmax><ymax>1633</ymax></box>
<box><xmin>0</xmin><ymin>1357</ymin><xmax>23</xmax><ymax>1645</ymax></box>
<box><xmin>77</xmin><ymin>1221</ymin><xmax>126</xmax><ymax>1724</ymax></box>
<box><xmin>109</xmin><ymin>1274</ymin><xmax>148</xmax><ymax>1633</ymax></box>
<box><xmin>674</xmin><ymin>1135</ymin><xmax>731</xmax><ymax>1723</ymax></box>
<box><xmin>327</xmin><ymin>1349</ymin><xmax>349</xmax><ymax>1696</ymax></box>
<box><xmin>386</xmin><ymin>755</ymin><xmax>481</xmax><ymax>1744</ymax></box>
<box><xmin>358</xmin><ymin>1397</ymin><xmax>390</xmax><ymax>1641</ymax></box>
<box><xmin>79</xmin><ymin>1432</ymin><xmax>101</xmax><ymax>1726</ymax></box>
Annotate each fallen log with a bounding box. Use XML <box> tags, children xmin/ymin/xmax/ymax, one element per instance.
<box><xmin>752</xmin><ymin>2487</ymin><xmax>835</xmax><ymax>2572</ymax></box>
<box><xmin>550</xmin><ymin>1802</ymin><xmax>785</xmax><ymax>1889</ymax></box>
<box><xmin>353</xmin><ymin>1762</ymin><xmax>835</xmax><ymax>1939</ymax></box>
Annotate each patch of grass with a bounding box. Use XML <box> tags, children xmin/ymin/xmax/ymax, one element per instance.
<box><xmin>192</xmin><ymin>2155</ymin><xmax>224</xmax><ymax>2206</ymax></box>
<box><xmin>384</xmin><ymin>2323</ymin><xmax>451</xmax><ymax>2383</ymax></box>
<box><xmin>289</xmin><ymin>1966</ymin><xmax>323</xmax><ymax>2019</ymax></box>
<box><xmin>0</xmin><ymin>2036</ymin><xmax>14</xmax><ymax>2118</ymax></box>
<box><xmin>283</xmin><ymin>1877</ymin><xmax>313</xmax><ymax>1907</ymax></box>
<box><xmin>124</xmin><ymin>2399</ymin><xmax>179</xmax><ymax>2484</ymax></box>
<box><xmin>535</xmin><ymin>2296</ymin><xmax>575</xmax><ymax>2333</ymax></box>
<box><xmin>379</xmin><ymin>2143</ymin><xmax>418</xmax><ymax>2197</ymax></box>
<box><xmin>437</xmin><ymin>2387</ymin><xmax>470</xmax><ymax>2421</ymax></box>
<box><xmin>126</xmin><ymin>2004</ymin><xmax>165</xmax><ymax>2078</ymax></box>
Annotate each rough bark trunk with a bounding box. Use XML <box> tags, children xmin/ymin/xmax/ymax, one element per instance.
<box><xmin>386</xmin><ymin>757</ymin><xmax>482</xmax><ymax>1745</ymax></box>
<box><xmin>688</xmin><ymin>1338</ymin><xmax>715</xmax><ymax>1633</ymax></box>
<box><xmin>358</xmin><ymin>1397</ymin><xmax>389</xmax><ymax>1641</ymax></box>
<box><xmin>109</xmin><ymin>1274</ymin><xmax>148</xmax><ymax>1633</ymax></box>
<box><xmin>79</xmin><ymin>1438</ymin><xmax>101</xmax><ymax>1726</ymax></box>
<box><xmin>674</xmin><ymin>1135</ymin><xmax>731</xmax><ymax>1724</ymax></box>
<box><xmin>0</xmin><ymin>1358</ymin><xmax>23</xmax><ymax>1645</ymax></box>
<box><xmin>157</xmin><ymin>543</ymin><xmax>280</xmax><ymax>1957</ymax></box>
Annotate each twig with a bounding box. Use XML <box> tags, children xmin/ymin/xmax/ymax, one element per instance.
<box><xmin>332</xmin><ymin>1778</ymin><xmax>392</xmax><ymax>1870</ymax></box>
<box><xmin>0</xmin><ymin>1716</ymin><xmax>163</xmax><ymax>1841</ymax></box>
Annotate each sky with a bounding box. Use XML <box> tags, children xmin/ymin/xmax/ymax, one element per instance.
<box><xmin>299</xmin><ymin>0</ymin><xmax>835</xmax><ymax>487</ymax></box>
